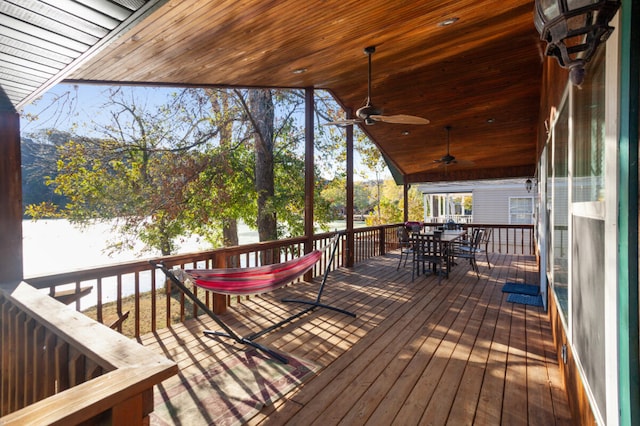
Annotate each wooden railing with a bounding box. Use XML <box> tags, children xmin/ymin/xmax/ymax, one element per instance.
<box><xmin>420</xmin><ymin>223</ymin><xmax>535</xmax><ymax>255</ymax></box>
<box><xmin>465</xmin><ymin>223</ymin><xmax>535</xmax><ymax>255</ymax></box>
<box><xmin>22</xmin><ymin>223</ymin><xmax>532</xmax><ymax>340</ymax></box>
<box><xmin>25</xmin><ymin>228</ymin><xmax>395</xmax><ymax>340</ymax></box>
<box><xmin>0</xmin><ymin>281</ymin><xmax>177</xmax><ymax>424</ymax></box>
<box><xmin>2</xmin><ymin>222</ymin><xmax>533</xmax><ymax>423</ymax></box>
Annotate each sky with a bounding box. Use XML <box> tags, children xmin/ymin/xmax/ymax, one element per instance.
<box><xmin>20</xmin><ymin>84</ymin><xmax>172</xmax><ymax>136</ymax></box>
<box><xmin>20</xmin><ymin>83</ymin><xmax>391</xmax><ymax>181</ymax></box>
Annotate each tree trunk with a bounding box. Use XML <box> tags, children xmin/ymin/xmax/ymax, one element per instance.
<box><xmin>249</xmin><ymin>89</ymin><xmax>277</xmax><ymax>243</ymax></box>
<box><xmin>222</xmin><ymin>218</ymin><xmax>238</xmax><ymax>247</ymax></box>
<box><xmin>215</xmin><ymin>90</ymin><xmax>240</xmax><ymax>249</ymax></box>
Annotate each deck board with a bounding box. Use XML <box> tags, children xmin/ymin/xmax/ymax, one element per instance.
<box><xmin>141</xmin><ymin>251</ymin><xmax>573</xmax><ymax>425</ymax></box>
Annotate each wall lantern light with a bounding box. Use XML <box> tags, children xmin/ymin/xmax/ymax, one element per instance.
<box><xmin>525</xmin><ymin>178</ymin><xmax>534</xmax><ymax>193</ymax></box>
<box><xmin>534</xmin><ymin>0</ymin><xmax>621</xmax><ymax>85</ymax></box>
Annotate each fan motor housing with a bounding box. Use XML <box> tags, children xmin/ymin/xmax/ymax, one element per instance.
<box><xmin>356</xmin><ymin>105</ymin><xmax>382</xmax><ymax>121</ymax></box>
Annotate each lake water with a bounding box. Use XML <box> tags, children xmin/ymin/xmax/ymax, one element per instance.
<box><xmin>22</xmin><ymin>219</ymin><xmax>260</xmax><ymax>276</ymax></box>
<box><xmin>22</xmin><ymin>219</ymin><xmax>352</xmax><ymax>276</ymax></box>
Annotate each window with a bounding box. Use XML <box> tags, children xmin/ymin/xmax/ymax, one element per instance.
<box><xmin>573</xmin><ymin>48</ymin><xmax>605</xmax><ymax>203</ymax></box>
<box><xmin>552</xmin><ymin>98</ymin><xmax>569</xmax><ymax>323</ymax></box>
<box><xmin>509</xmin><ymin>197</ymin><xmax>534</xmax><ymax>224</ymax></box>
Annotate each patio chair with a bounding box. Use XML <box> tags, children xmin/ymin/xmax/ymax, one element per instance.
<box><xmin>444</xmin><ymin>220</ymin><xmax>458</xmax><ymax>230</ymax></box>
<box><xmin>411</xmin><ymin>233</ymin><xmax>446</xmax><ymax>284</ymax></box>
<box><xmin>451</xmin><ymin>228</ymin><xmax>484</xmax><ymax>279</ymax></box>
<box><xmin>397</xmin><ymin>226</ymin><xmax>413</xmax><ymax>270</ymax></box>
<box><xmin>455</xmin><ymin>227</ymin><xmax>492</xmax><ymax>269</ymax></box>
<box><xmin>479</xmin><ymin>227</ymin><xmax>492</xmax><ymax>268</ymax></box>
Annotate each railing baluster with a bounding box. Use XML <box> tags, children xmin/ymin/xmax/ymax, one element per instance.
<box><xmin>74</xmin><ymin>281</ymin><xmax>81</xmax><ymax>312</ymax></box>
<box><xmin>68</xmin><ymin>348</ymin><xmax>84</xmax><ymax>387</ymax></box>
<box><xmin>117</xmin><ymin>275</ymin><xmax>123</xmax><ymax>333</ymax></box>
<box><xmin>134</xmin><ymin>272</ymin><xmax>140</xmax><ymax>337</ymax></box>
<box><xmin>179</xmin><ymin>274</ymin><xmax>185</xmax><ymax>322</ymax></box>
<box><xmin>43</xmin><ymin>332</ymin><xmax>56</xmax><ymax>398</ymax></box>
<box><xmin>23</xmin><ymin>318</ymin><xmax>35</xmax><ymax>406</ymax></box>
<box><xmin>165</xmin><ymin>275</ymin><xmax>172</xmax><ymax>328</ymax></box>
<box><xmin>15</xmin><ymin>311</ymin><xmax>26</xmax><ymax>410</ymax></box>
<box><xmin>193</xmin><ymin>279</ymin><xmax>199</xmax><ymax>319</ymax></box>
<box><xmin>54</xmin><ymin>340</ymin><xmax>69</xmax><ymax>393</ymax></box>
<box><xmin>32</xmin><ymin>324</ymin><xmax>45</xmax><ymax>403</ymax></box>
<box><xmin>96</xmin><ymin>278</ymin><xmax>103</xmax><ymax>324</ymax></box>
<box><xmin>150</xmin><ymin>272</ymin><xmax>156</xmax><ymax>333</ymax></box>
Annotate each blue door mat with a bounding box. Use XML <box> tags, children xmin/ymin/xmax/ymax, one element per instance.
<box><xmin>502</xmin><ymin>282</ymin><xmax>539</xmax><ymax>296</ymax></box>
<box><xmin>506</xmin><ymin>293</ymin><xmax>544</xmax><ymax>307</ymax></box>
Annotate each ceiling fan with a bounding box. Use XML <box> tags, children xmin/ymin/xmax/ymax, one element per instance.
<box><xmin>431</xmin><ymin>126</ymin><xmax>475</xmax><ymax>167</ymax></box>
<box><xmin>325</xmin><ymin>46</ymin><xmax>430</xmax><ymax>126</ymax></box>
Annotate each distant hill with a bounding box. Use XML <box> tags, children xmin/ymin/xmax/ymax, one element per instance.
<box><xmin>21</xmin><ymin>131</ymin><xmax>71</xmax><ymax>216</ymax></box>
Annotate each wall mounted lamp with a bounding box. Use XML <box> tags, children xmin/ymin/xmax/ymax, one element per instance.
<box><xmin>526</xmin><ymin>178</ymin><xmax>535</xmax><ymax>193</ymax></box>
<box><xmin>534</xmin><ymin>0</ymin><xmax>621</xmax><ymax>85</ymax></box>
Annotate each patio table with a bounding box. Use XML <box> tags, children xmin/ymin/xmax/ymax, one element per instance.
<box><xmin>411</xmin><ymin>230</ymin><xmax>466</xmax><ymax>277</ymax></box>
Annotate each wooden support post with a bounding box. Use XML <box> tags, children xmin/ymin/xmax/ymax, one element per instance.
<box><xmin>304</xmin><ymin>88</ymin><xmax>315</xmax><ymax>280</ymax></box>
<box><xmin>403</xmin><ymin>181</ymin><xmax>409</xmax><ymax>223</ymax></box>
<box><xmin>346</xmin><ymin>114</ymin><xmax>355</xmax><ymax>267</ymax></box>
<box><xmin>0</xmin><ymin>110</ymin><xmax>23</xmax><ymax>285</ymax></box>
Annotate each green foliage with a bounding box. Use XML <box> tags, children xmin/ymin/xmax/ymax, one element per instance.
<box><xmin>23</xmin><ymin>85</ymin><xmax>424</xmax><ymax>256</ymax></box>
<box><xmin>25</xmin><ymin>88</ymin><xmax>225</xmax><ymax>255</ymax></box>
<box><xmin>24</xmin><ymin>86</ymin><xmax>349</xmax><ymax>255</ymax></box>
<box><xmin>365</xmin><ymin>180</ymin><xmax>423</xmax><ymax>226</ymax></box>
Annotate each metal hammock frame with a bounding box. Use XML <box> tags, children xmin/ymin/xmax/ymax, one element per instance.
<box><xmin>151</xmin><ymin>232</ymin><xmax>355</xmax><ymax>363</ymax></box>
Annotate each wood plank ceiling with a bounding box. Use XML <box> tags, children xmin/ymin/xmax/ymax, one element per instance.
<box><xmin>1</xmin><ymin>0</ymin><xmax>544</xmax><ymax>184</ymax></box>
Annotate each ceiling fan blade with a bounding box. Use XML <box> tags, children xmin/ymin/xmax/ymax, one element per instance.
<box><xmin>455</xmin><ymin>159</ymin><xmax>475</xmax><ymax>167</ymax></box>
<box><xmin>425</xmin><ymin>161</ymin><xmax>449</xmax><ymax>169</ymax></box>
<box><xmin>323</xmin><ymin>118</ymin><xmax>362</xmax><ymax>126</ymax></box>
<box><xmin>370</xmin><ymin>114</ymin><xmax>430</xmax><ymax>125</ymax></box>
<box><xmin>428</xmin><ymin>158</ymin><xmax>475</xmax><ymax>169</ymax></box>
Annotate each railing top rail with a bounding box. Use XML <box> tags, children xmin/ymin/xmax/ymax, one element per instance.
<box><xmin>3</xmin><ymin>281</ymin><xmax>177</xmax><ymax>372</ymax></box>
<box><xmin>25</xmin><ymin>229</ymin><xmax>389</xmax><ymax>289</ymax></box>
<box><xmin>25</xmin><ymin>223</ymin><xmax>532</xmax><ymax>289</ymax></box>
<box><xmin>1</xmin><ymin>281</ymin><xmax>177</xmax><ymax>424</ymax></box>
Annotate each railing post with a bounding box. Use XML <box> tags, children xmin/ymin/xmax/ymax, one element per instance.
<box><xmin>379</xmin><ymin>227</ymin><xmax>386</xmax><ymax>256</ymax></box>
<box><xmin>345</xmin><ymin>230</ymin><xmax>354</xmax><ymax>267</ymax></box>
<box><xmin>212</xmin><ymin>253</ymin><xmax>227</xmax><ymax>314</ymax></box>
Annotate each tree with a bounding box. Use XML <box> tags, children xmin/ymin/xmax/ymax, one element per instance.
<box><xmin>354</xmin><ymin>132</ymin><xmax>387</xmax><ymax>221</ymax></box>
<box><xmin>231</xmin><ymin>88</ymin><xmax>336</xmax><ymax>240</ymax></box>
<box><xmin>27</xmin><ymin>88</ymin><xmax>225</xmax><ymax>255</ymax></box>
<box><xmin>21</xmin><ymin>130</ymin><xmax>71</xmax><ymax>213</ymax></box>
<box><xmin>363</xmin><ymin>180</ymin><xmax>424</xmax><ymax>226</ymax></box>
<box><xmin>247</xmin><ymin>89</ymin><xmax>277</xmax><ymax>242</ymax></box>
<box><xmin>25</xmin><ymin>86</ymin><xmax>342</xmax><ymax>255</ymax></box>
<box><xmin>26</xmin><ymin>84</ymin><xmax>403</xmax><ymax>261</ymax></box>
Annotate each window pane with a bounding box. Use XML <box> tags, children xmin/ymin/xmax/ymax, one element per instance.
<box><xmin>573</xmin><ymin>48</ymin><xmax>605</xmax><ymax>202</ymax></box>
<box><xmin>509</xmin><ymin>197</ymin><xmax>534</xmax><ymax>224</ymax></box>
<box><xmin>553</xmin><ymin>103</ymin><xmax>569</xmax><ymax>322</ymax></box>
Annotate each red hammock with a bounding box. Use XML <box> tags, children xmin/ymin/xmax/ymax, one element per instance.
<box><xmin>151</xmin><ymin>232</ymin><xmax>355</xmax><ymax>363</ymax></box>
<box><xmin>183</xmin><ymin>250</ymin><xmax>322</xmax><ymax>295</ymax></box>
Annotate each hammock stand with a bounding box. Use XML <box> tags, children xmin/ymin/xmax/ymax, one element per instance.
<box><xmin>151</xmin><ymin>232</ymin><xmax>355</xmax><ymax>363</ymax></box>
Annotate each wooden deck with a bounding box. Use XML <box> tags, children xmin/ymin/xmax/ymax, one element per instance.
<box><xmin>140</xmin><ymin>251</ymin><xmax>573</xmax><ymax>425</ymax></box>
